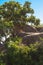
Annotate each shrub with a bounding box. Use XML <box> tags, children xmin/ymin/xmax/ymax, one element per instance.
<box><xmin>0</xmin><ymin>38</ymin><xmax>43</xmax><ymax>65</ymax></box>
<box><xmin>5</xmin><ymin>41</ymin><xmax>43</xmax><ymax>65</ymax></box>
<box><xmin>0</xmin><ymin>52</ymin><xmax>6</xmax><ymax>65</ymax></box>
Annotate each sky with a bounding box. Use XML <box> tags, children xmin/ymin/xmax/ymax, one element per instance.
<box><xmin>0</xmin><ymin>0</ymin><xmax>43</xmax><ymax>24</ymax></box>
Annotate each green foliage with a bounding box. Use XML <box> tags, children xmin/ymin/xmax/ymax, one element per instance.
<box><xmin>0</xmin><ymin>1</ymin><xmax>34</xmax><ymax>24</ymax></box>
<box><xmin>0</xmin><ymin>0</ymin><xmax>40</xmax><ymax>39</ymax></box>
<box><xmin>6</xmin><ymin>41</ymin><xmax>43</xmax><ymax>65</ymax></box>
<box><xmin>27</xmin><ymin>15</ymin><xmax>40</xmax><ymax>26</ymax></box>
<box><xmin>0</xmin><ymin>0</ymin><xmax>35</xmax><ymax>38</ymax></box>
<box><xmin>0</xmin><ymin>39</ymin><xmax>43</xmax><ymax>65</ymax></box>
<box><xmin>34</xmin><ymin>18</ymin><xmax>40</xmax><ymax>26</ymax></box>
<box><xmin>0</xmin><ymin>1</ymin><xmax>42</xmax><ymax>65</ymax></box>
<box><xmin>28</xmin><ymin>15</ymin><xmax>35</xmax><ymax>25</ymax></box>
<box><xmin>0</xmin><ymin>52</ymin><xmax>6</xmax><ymax>65</ymax></box>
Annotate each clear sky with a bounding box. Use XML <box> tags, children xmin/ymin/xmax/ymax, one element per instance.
<box><xmin>0</xmin><ymin>0</ymin><xmax>43</xmax><ymax>24</ymax></box>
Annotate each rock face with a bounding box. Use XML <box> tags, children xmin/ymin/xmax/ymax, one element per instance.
<box><xmin>36</xmin><ymin>27</ymin><xmax>43</xmax><ymax>32</ymax></box>
<box><xmin>22</xmin><ymin>35</ymin><xmax>40</xmax><ymax>45</ymax></box>
<box><xmin>13</xmin><ymin>25</ymin><xmax>43</xmax><ymax>45</ymax></box>
<box><xmin>13</xmin><ymin>25</ymin><xmax>38</xmax><ymax>37</ymax></box>
<box><xmin>0</xmin><ymin>24</ymin><xmax>43</xmax><ymax>49</ymax></box>
<box><xmin>22</xmin><ymin>34</ymin><xmax>43</xmax><ymax>45</ymax></box>
<box><xmin>22</xmin><ymin>25</ymin><xmax>37</xmax><ymax>32</ymax></box>
<box><xmin>14</xmin><ymin>24</ymin><xmax>37</xmax><ymax>32</ymax></box>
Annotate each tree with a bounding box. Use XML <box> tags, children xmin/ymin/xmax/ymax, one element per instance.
<box><xmin>0</xmin><ymin>1</ymin><xmax>34</xmax><ymax>39</ymax></box>
<box><xmin>0</xmin><ymin>1</ymin><xmax>41</xmax><ymax>65</ymax></box>
<box><xmin>34</xmin><ymin>18</ymin><xmax>40</xmax><ymax>26</ymax></box>
<box><xmin>23</xmin><ymin>1</ymin><xmax>34</xmax><ymax>14</ymax></box>
<box><xmin>28</xmin><ymin>15</ymin><xmax>35</xmax><ymax>25</ymax></box>
<box><xmin>0</xmin><ymin>1</ymin><xmax>40</xmax><ymax>44</ymax></box>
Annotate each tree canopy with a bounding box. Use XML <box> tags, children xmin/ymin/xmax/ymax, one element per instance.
<box><xmin>0</xmin><ymin>1</ymin><xmax>40</xmax><ymax>43</ymax></box>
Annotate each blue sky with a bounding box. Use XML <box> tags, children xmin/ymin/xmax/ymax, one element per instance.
<box><xmin>0</xmin><ymin>0</ymin><xmax>43</xmax><ymax>24</ymax></box>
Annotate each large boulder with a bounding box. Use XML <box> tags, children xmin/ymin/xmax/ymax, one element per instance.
<box><xmin>13</xmin><ymin>24</ymin><xmax>38</xmax><ymax>37</ymax></box>
<box><xmin>22</xmin><ymin>33</ymin><xmax>43</xmax><ymax>45</ymax></box>
<box><xmin>22</xmin><ymin>35</ymin><xmax>40</xmax><ymax>45</ymax></box>
<box><xmin>36</xmin><ymin>27</ymin><xmax>43</xmax><ymax>32</ymax></box>
<box><xmin>22</xmin><ymin>25</ymin><xmax>38</xmax><ymax>32</ymax></box>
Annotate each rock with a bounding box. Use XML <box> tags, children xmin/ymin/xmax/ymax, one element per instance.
<box><xmin>36</xmin><ymin>27</ymin><xmax>43</xmax><ymax>32</ymax></box>
<box><xmin>22</xmin><ymin>35</ymin><xmax>40</xmax><ymax>45</ymax></box>
<box><xmin>22</xmin><ymin>25</ymin><xmax>38</xmax><ymax>32</ymax></box>
<box><xmin>18</xmin><ymin>32</ymin><xmax>27</xmax><ymax>37</ymax></box>
<box><xmin>13</xmin><ymin>25</ymin><xmax>38</xmax><ymax>37</ymax></box>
